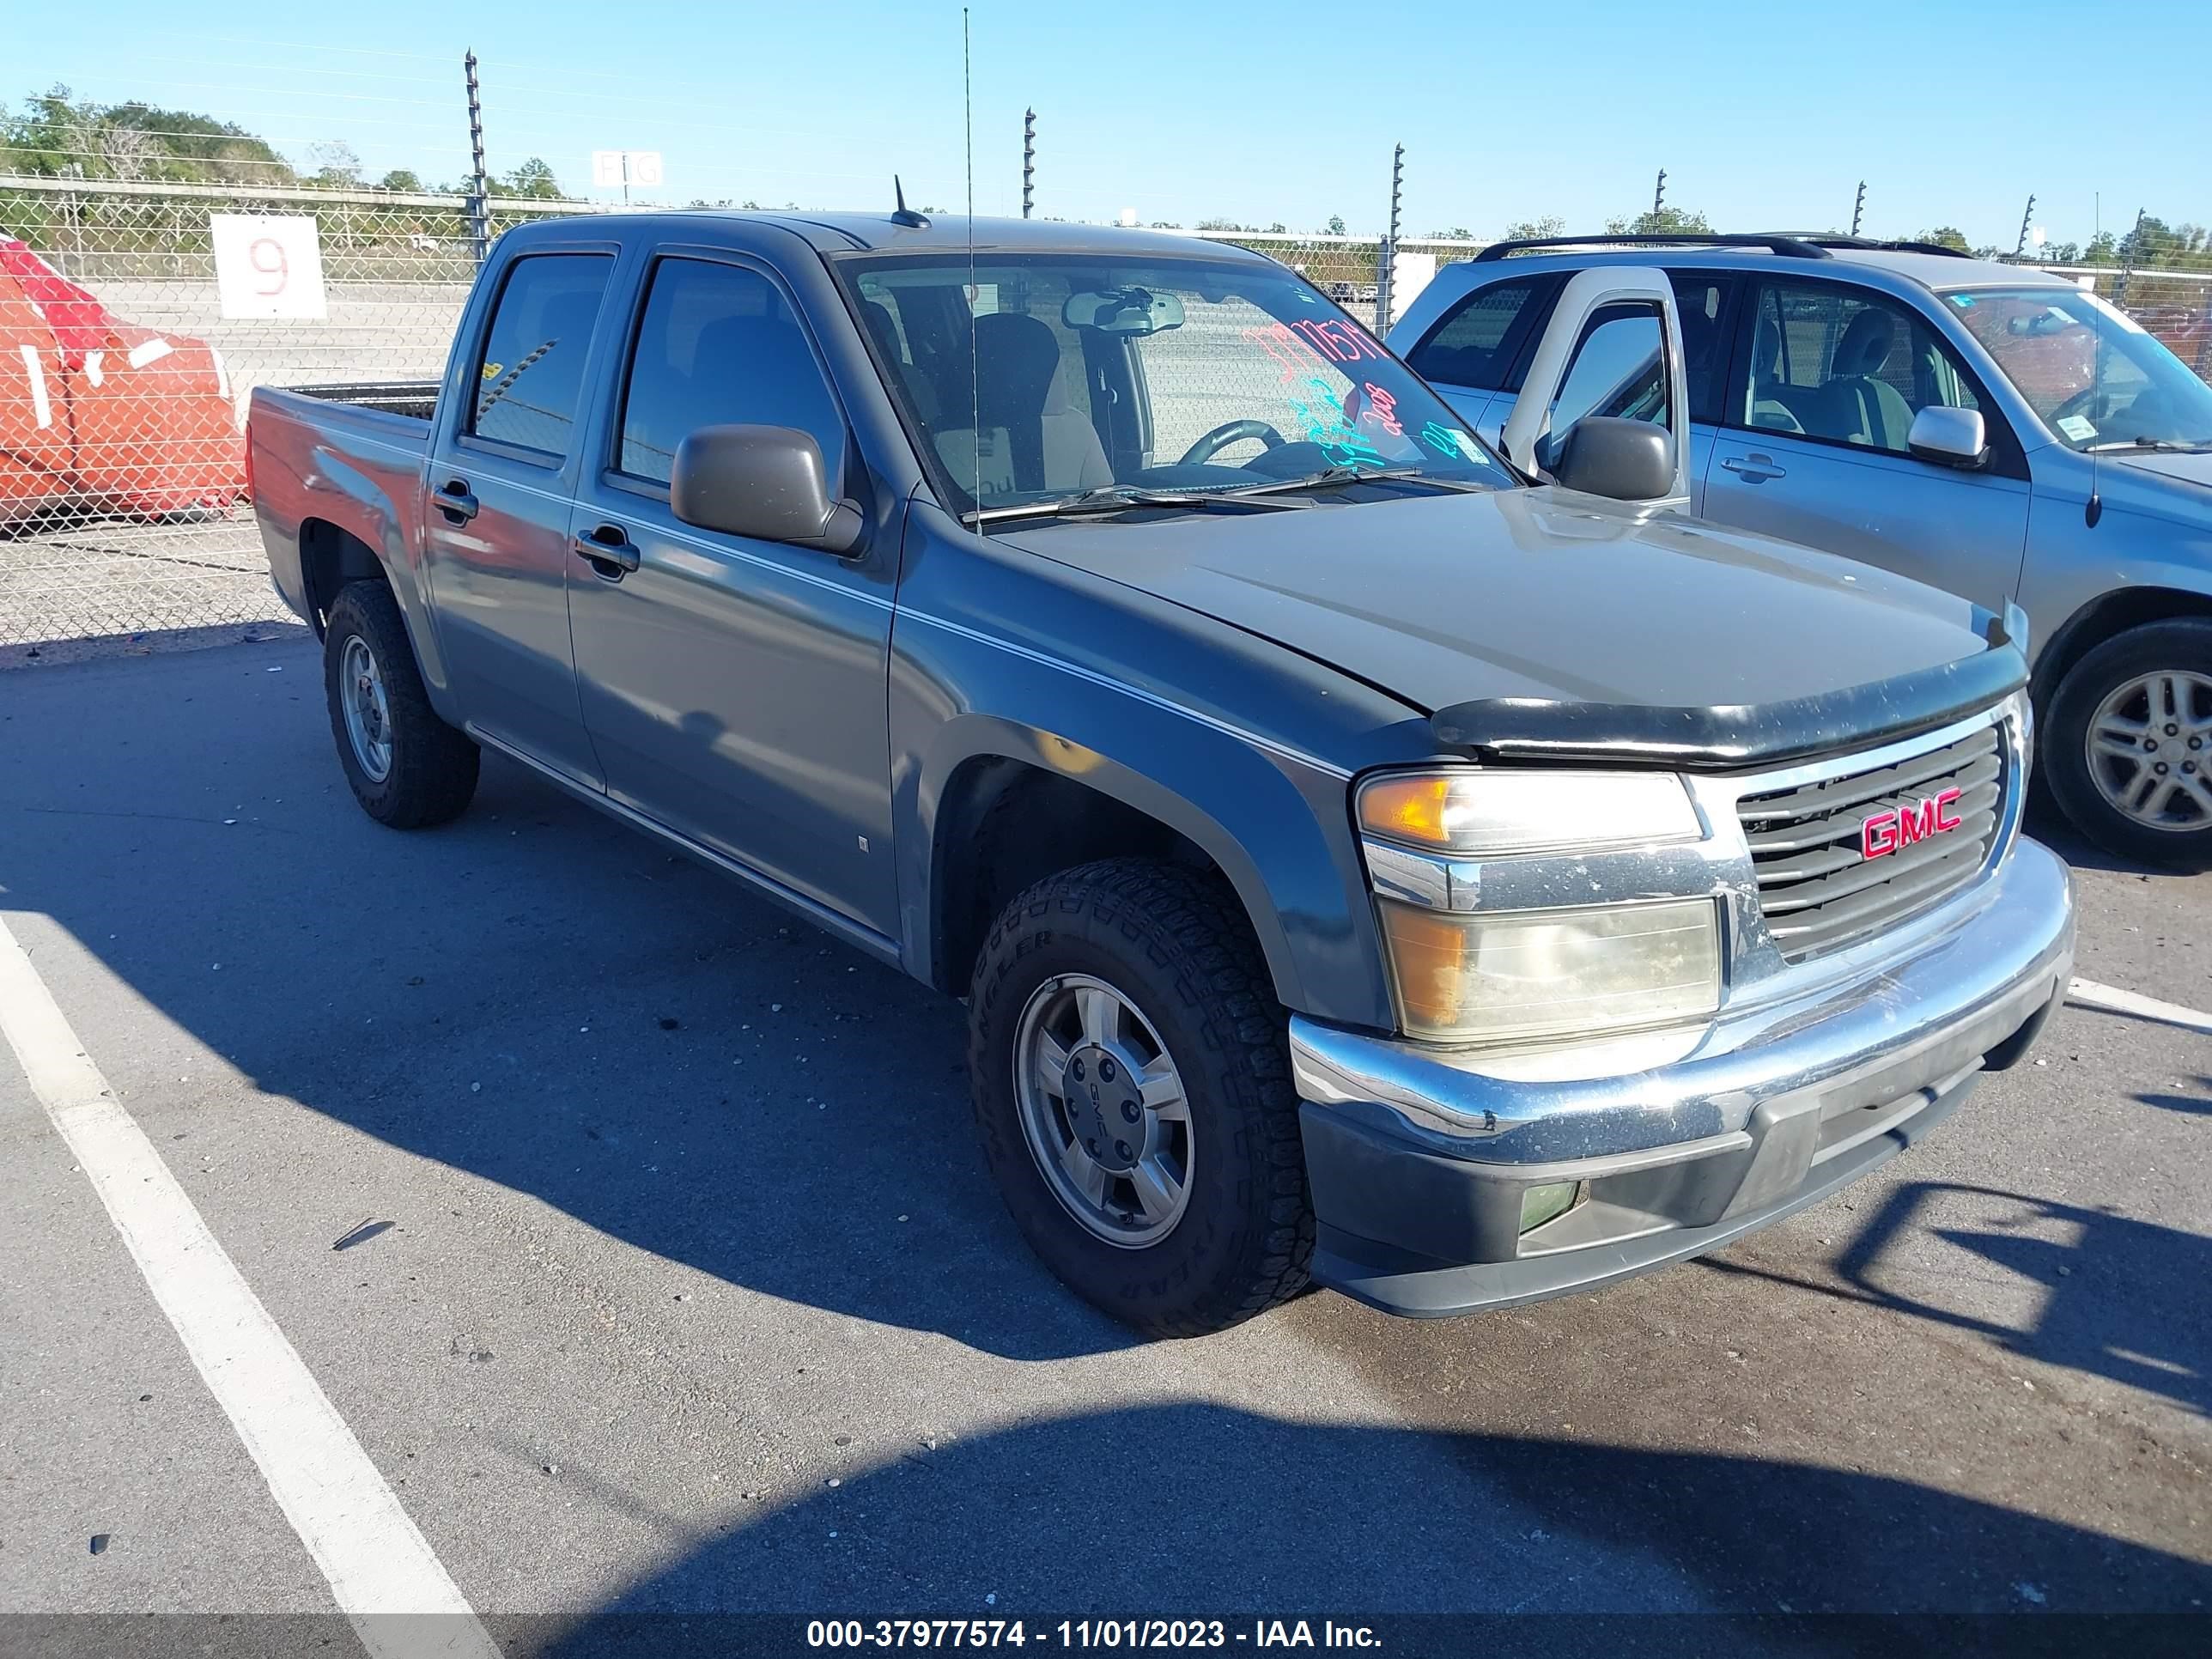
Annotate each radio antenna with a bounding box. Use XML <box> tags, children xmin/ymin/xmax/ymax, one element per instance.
<box><xmin>964</xmin><ymin>6</ymin><xmax>981</xmax><ymax>515</ymax></box>
<box><xmin>2087</xmin><ymin>192</ymin><xmax>2103</xmax><ymax>528</ymax></box>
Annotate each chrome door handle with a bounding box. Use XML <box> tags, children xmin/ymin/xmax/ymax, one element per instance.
<box><xmin>574</xmin><ymin>524</ymin><xmax>641</xmax><ymax>580</ymax></box>
<box><xmin>1720</xmin><ymin>454</ymin><xmax>1786</xmax><ymax>483</ymax></box>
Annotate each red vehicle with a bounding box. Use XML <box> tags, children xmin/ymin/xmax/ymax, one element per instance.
<box><xmin>0</xmin><ymin>237</ymin><xmax>246</xmax><ymax>526</ymax></box>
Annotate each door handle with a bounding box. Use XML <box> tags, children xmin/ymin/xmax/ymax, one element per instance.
<box><xmin>574</xmin><ymin>522</ymin><xmax>641</xmax><ymax>580</ymax></box>
<box><xmin>431</xmin><ymin>478</ymin><xmax>479</xmax><ymax>523</ymax></box>
<box><xmin>1720</xmin><ymin>453</ymin><xmax>1787</xmax><ymax>483</ymax></box>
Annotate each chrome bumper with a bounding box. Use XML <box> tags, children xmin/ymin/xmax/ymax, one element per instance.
<box><xmin>1292</xmin><ymin>837</ymin><xmax>2075</xmax><ymax>1317</ymax></box>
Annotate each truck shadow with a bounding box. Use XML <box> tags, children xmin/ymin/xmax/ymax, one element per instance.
<box><xmin>510</xmin><ymin>1403</ymin><xmax>2212</xmax><ymax>1638</ymax></box>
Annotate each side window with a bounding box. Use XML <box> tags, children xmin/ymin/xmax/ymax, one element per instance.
<box><xmin>1737</xmin><ymin>281</ymin><xmax>1978</xmax><ymax>455</ymax></box>
<box><xmin>1661</xmin><ymin>271</ymin><xmax>1738</xmax><ymax>424</ymax></box>
<box><xmin>470</xmin><ymin>254</ymin><xmax>614</xmax><ymax>457</ymax></box>
<box><xmin>1407</xmin><ymin>279</ymin><xmax>1546</xmax><ymax>391</ymax></box>
<box><xmin>1547</xmin><ymin>301</ymin><xmax>1669</xmax><ymax>451</ymax></box>
<box><xmin>618</xmin><ymin>258</ymin><xmax>845</xmax><ymax>489</ymax></box>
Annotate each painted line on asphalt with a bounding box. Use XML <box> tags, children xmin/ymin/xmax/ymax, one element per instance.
<box><xmin>0</xmin><ymin>915</ymin><xmax>500</xmax><ymax>1659</ymax></box>
<box><xmin>2067</xmin><ymin>975</ymin><xmax>2212</xmax><ymax>1037</ymax></box>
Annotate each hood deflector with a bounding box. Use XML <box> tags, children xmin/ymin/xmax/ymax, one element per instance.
<box><xmin>1431</xmin><ymin>606</ymin><xmax>2028</xmax><ymax>771</ymax></box>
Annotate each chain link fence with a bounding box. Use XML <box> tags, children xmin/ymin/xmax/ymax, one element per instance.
<box><xmin>3</xmin><ymin>174</ymin><xmax>2207</xmax><ymax>656</ymax></box>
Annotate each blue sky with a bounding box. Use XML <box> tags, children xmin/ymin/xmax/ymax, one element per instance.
<box><xmin>10</xmin><ymin>0</ymin><xmax>2208</xmax><ymax>248</ymax></box>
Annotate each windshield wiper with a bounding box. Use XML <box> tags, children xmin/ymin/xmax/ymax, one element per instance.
<box><xmin>2086</xmin><ymin>436</ymin><xmax>2212</xmax><ymax>453</ymax></box>
<box><xmin>1224</xmin><ymin>465</ymin><xmax>1490</xmax><ymax>499</ymax></box>
<box><xmin>964</xmin><ymin>484</ymin><xmax>1314</xmax><ymax>526</ymax></box>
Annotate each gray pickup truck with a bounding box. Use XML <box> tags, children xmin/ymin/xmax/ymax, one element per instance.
<box><xmin>248</xmin><ymin>210</ymin><xmax>2074</xmax><ymax>1336</ymax></box>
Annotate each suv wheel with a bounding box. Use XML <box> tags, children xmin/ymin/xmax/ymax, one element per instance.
<box><xmin>324</xmin><ymin>580</ymin><xmax>480</xmax><ymax>829</ymax></box>
<box><xmin>967</xmin><ymin>859</ymin><xmax>1312</xmax><ymax>1337</ymax></box>
<box><xmin>2045</xmin><ymin>618</ymin><xmax>2212</xmax><ymax>872</ymax></box>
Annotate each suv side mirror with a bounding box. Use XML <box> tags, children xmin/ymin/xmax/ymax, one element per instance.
<box><xmin>671</xmin><ymin>424</ymin><xmax>865</xmax><ymax>554</ymax></box>
<box><xmin>1906</xmin><ymin>405</ymin><xmax>1989</xmax><ymax>469</ymax></box>
<box><xmin>1549</xmin><ymin>416</ymin><xmax>1674</xmax><ymax>502</ymax></box>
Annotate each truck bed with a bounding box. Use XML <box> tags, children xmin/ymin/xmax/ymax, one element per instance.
<box><xmin>282</xmin><ymin>380</ymin><xmax>441</xmax><ymax>421</ymax></box>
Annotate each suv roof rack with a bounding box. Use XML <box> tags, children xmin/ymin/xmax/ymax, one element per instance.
<box><xmin>1471</xmin><ymin>231</ymin><xmax>1975</xmax><ymax>263</ymax></box>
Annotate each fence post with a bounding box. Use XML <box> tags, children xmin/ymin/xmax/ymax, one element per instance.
<box><xmin>465</xmin><ymin>50</ymin><xmax>489</xmax><ymax>266</ymax></box>
<box><xmin>1022</xmin><ymin>108</ymin><xmax>1035</xmax><ymax>220</ymax></box>
<box><xmin>1376</xmin><ymin>143</ymin><xmax>1402</xmax><ymax>335</ymax></box>
<box><xmin>2114</xmin><ymin>206</ymin><xmax>2144</xmax><ymax>311</ymax></box>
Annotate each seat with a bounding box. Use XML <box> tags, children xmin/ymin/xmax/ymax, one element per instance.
<box><xmin>940</xmin><ymin>312</ymin><xmax>1111</xmax><ymax>496</ymax></box>
<box><xmin>1749</xmin><ymin>317</ymin><xmax>1805</xmax><ymax>434</ymax></box>
<box><xmin>1807</xmin><ymin>308</ymin><xmax>1916</xmax><ymax>449</ymax></box>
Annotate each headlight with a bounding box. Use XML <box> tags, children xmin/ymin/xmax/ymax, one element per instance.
<box><xmin>1376</xmin><ymin>895</ymin><xmax>1723</xmax><ymax>1045</ymax></box>
<box><xmin>1358</xmin><ymin>769</ymin><xmax>1701</xmax><ymax>856</ymax></box>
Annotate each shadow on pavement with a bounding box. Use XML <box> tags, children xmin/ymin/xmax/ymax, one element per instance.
<box><xmin>519</xmin><ymin>1403</ymin><xmax>2212</xmax><ymax>1634</ymax></box>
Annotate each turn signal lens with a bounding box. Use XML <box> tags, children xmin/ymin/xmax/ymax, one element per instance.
<box><xmin>1378</xmin><ymin>896</ymin><xmax>1722</xmax><ymax>1046</ymax></box>
<box><xmin>1358</xmin><ymin>770</ymin><xmax>1699</xmax><ymax>857</ymax></box>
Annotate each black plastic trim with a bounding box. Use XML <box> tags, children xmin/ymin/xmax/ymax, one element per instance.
<box><xmin>1430</xmin><ymin>635</ymin><xmax>2027</xmax><ymax>770</ymax></box>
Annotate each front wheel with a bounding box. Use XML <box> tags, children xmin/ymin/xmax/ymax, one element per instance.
<box><xmin>2044</xmin><ymin>618</ymin><xmax>2212</xmax><ymax>872</ymax></box>
<box><xmin>967</xmin><ymin>859</ymin><xmax>1312</xmax><ymax>1337</ymax></box>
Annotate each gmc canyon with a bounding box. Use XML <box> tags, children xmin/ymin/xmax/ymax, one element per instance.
<box><xmin>248</xmin><ymin>210</ymin><xmax>2075</xmax><ymax>1335</ymax></box>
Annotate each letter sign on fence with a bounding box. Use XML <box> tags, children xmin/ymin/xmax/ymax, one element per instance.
<box><xmin>210</xmin><ymin>215</ymin><xmax>328</xmax><ymax>321</ymax></box>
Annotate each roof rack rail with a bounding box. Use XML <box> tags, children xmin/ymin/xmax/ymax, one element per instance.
<box><xmin>1766</xmin><ymin>232</ymin><xmax>1974</xmax><ymax>258</ymax></box>
<box><xmin>1472</xmin><ymin>233</ymin><xmax>1833</xmax><ymax>262</ymax></box>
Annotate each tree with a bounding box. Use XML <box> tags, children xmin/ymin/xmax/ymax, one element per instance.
<box><xmin>1428</xmin><ymin>225</ymin><xmax>1474</xmax><ymax>240</ymax></box>
<box><xmin>378</xmin><ymin>168</ymin><xmax>423</xmax><ymax>193</ymax></box>
<box><xmin>2</xmin><ymin>85</ymin><xmax>294</xmax><ymax>185</ymax></box>
<box><xmin>495</xmin><ymin>156</ymin><xmax>564</xmax><ymax>199</ymax></box>
<box><xmin>1196</xmin><ymin>216</ymin><xmax>1255</xmax><ymax>232</ymax></box>
<box><xmin>302</xmin><ymin>140</ymin><xmax>362</xmax><ymax>188</ymax></box>
<box><xmin>1605</xmin><ymin>206</ymin><xmax>1711</xmax><ymax>236</ymax></box>
<box><xmin>1501</xmin><ymin>215</ymin><xmax>1565</xmax><ymax>242</ymax></box>
<box><xmin>1325</xmin><ymin>214</ymin><xmax>1346</xmax><ymax>236</ymax></box>
<box><xmin>1913</xmin><ymin>226</ymin><xmax>1971</xmax><ymax>252</ymax></box>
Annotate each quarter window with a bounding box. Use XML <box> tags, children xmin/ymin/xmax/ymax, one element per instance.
<box><xmin>618</xmin><ymin>258</ymin><xmax>846</xmax><ymax>489</ymax></box>
<box><xmin>469</xmin><ymin>254</ymin><xmax>613</xmax><ymax>457</ymax></box>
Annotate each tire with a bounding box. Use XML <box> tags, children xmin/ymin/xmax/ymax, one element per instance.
<box><xmin>323</xmin><ymin>580</ymin><xmax>480</xmax><ymax>829</ymax></box>
<box><xmin>967</xmin><ymin>858</ymin><xmax>1313</xmax><ymax>1338</ymax></box>
<box><xmin>2043</xmin><ymin>618</ymin><xmax>2212</xmax><ymax>872</ymax></box>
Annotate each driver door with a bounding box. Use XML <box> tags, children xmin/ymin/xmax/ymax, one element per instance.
<box><xmin>1495</xmin><ymin>265</ymin><xmax>1692</xmax><ymax>504</ymax></box>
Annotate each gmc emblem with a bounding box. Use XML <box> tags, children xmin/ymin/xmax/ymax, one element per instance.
<box><xmin>1862</xmin><ymin>788</ymin><xmax>1964</xmax><ymax>860</ymax></box>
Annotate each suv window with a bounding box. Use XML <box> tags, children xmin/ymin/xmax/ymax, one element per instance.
<box><xmin>1660</xmin><ymin>270</ymin><xmax>1738</xmax><ymax>425</ymax></box>
<box><xmin>470</xmin><ymin>253</ymin><xmax>614</xmax><ymax>456</ymax></box>
<box><xmin>1737</xmin><ymin>280</ymin><xmax>1979</xmax><ymax>454</ymax></box>
<box><xmin>1406</xmin><ymin>278</ymin><xmax>1548</xmax><ymax>392</ymax></box>
<box><xmin>1544</xmin><ymin>301</ymin><xmax>1669</xmax><ymax>457</ymax></box>
<box><xmin>618</xmin><ymin>258</ymin><xmax>845</xmax><ymax>489</ymax></box>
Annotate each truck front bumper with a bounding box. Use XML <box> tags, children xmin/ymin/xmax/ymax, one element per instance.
<box><xmin>1293</xmin><ymin>838</ymin><xmax>2075</xmax><ymax>1318</ymax></box>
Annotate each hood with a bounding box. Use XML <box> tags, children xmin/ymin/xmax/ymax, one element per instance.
<box><xmin>996</xmin><ymin>487</ymin><xmax>1993</xmax><ymax>717</ymax></box>
<box><xmin>2113</xmin><ymin>449</ymin><xmax>2212</xmax><ymax>492</ymax></box>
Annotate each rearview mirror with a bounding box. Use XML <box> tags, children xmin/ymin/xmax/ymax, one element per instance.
<box><xmin>1906</xmin><ymin>405</ymin><xmax>1989</xmax><ymax>469</ymax></box>
<box><xmin>1549</xmin><ymin>416</ymin><xmax>1675</xmax><ymax>502</ymax></box>
<box><xmin>670</xmin><ymin>424</ymin><xmax>864</xmax><ymax>554</ymax></box>
<box><xmin>1063</xmin><ymin>288</ymin><xmax>1185</xmax><ymax>337</ymax></box>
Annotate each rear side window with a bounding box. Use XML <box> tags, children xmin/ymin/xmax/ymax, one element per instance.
<box><xmin>469</xmin><ymin>253</ymin><xmax>614</xmax><ymax>456</ymax></box>
<box><xmin>618</xmin><ymin>258</ymin><xmax>846</xmax><ymax>489</ymax></box>
<box><xmin>1407</xmin><ymin>278</ymin><xmax>1548</xmax><ymax>391</ymax></box>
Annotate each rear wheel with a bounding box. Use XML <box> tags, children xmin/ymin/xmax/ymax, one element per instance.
<box><xmin>2045</xmin><ymin>618</ymin><xmax>2212</xmax><ymax>872</ymax></box>
<box><xmin>323</xmin><ymin>580</ymin><xmax>479</xmax><ymax>829</ymax></box>
<box><xmin>967</xmin><ymin>859</ymin><xmax>1312</xmax><ymax>1338</ymax></box>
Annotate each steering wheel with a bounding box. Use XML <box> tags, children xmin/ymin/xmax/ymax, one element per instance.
<box><xmin>1178</xmin><ymin>420</ymin><xmax>1286</xmax><ymax>466</ymax></box>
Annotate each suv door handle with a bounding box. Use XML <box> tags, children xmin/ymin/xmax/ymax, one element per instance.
<box><xmin>574</xmin><ymin>523</ymin><xmax>641</xmax><ymax>580</ymax></box>
<box><xmin>431</xmin><ymin>478</ymin><xmax>479</xmax><ymax>523</ymax></box>
<box><xmin>1720</xmin><ymin>453</ymin><xmax>1787</xmax><ymax>483</ymax></box>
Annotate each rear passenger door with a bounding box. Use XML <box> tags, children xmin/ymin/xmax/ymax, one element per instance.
<box><xmin>1703</xmin><ymin>277</ymin><xmax>2031</xmax><ymax>611</ymax></box>
<box><xmin>1399</xmin><ymin>275</ymin><xmax>1558</xmax><ymax>447</ymax></box>
<box><xmin>563</xmin><ymin>246</ymin><xmax>901</xmax><ymax>938</ymax></box>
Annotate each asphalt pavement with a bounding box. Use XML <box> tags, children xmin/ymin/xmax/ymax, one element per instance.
<box><xmin>1</xmin><ymin>638</ymin><xmax>2207</xmax><ymax>1641</ymax></box>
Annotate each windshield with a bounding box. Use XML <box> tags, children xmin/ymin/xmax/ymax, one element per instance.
<box><xmin>1944</xmin><ymin>286</ymin><xmax>2212</xmax><ymax>453</ymax></box>
<box><xmin>837</xmin><ymin>251</ymin><xmax>1509</xmax><ymax>517</ymax></box>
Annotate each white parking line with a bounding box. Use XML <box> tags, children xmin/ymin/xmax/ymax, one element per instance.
<box><xmin>0</xmin><ymin>916</ymin><xmax>500</xmax><ymax>1659</ymax></box>
<box><xmin>2067</xmin><ymin>975</ymin><xmax>2212</xmax><ymax>1037</ymax></box>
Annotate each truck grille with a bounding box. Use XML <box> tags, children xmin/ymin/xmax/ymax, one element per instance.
<box><xmin>1738</xmin><ymin>724</ymin><xmax>2006</xmax><ymax>963</ymax></box>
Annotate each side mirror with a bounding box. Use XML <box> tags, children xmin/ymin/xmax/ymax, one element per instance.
<box><xmin>1549</xmin><ymin>416</ymin><xmax>1675</xmax><ymax>503</ymax></box>
<box><xmin>671</xmin><ymin>424</ymin><xmax>865</xmax><ymax>554</ymax></box>
<box><xmin>1906</xmin><ymin>405</ymin><xmax>1989</xmax><ymax>469</ymax></box>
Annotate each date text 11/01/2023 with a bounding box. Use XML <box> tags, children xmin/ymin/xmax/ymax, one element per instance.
<box><xmin>806</xmin><ymin>1619</ymin><xmax>1383</xmax><ymax>1649</ymax></box>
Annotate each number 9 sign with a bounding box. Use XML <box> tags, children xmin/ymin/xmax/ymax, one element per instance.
<box><xmin>211</xmin><ymin>215</ymin><xmax>327</xmax><ymax>319</ymax></box>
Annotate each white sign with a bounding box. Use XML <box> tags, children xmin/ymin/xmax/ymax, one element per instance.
<box><xmin>211</xmin><ymin>215</ymin><xmax>327</xmax><ymax>320</ymax></box>
<box><xmin>1391</xmin><ymin>251</ymin><xmax>1437</xmax><ymax>313</ymax></box>
<box><xmin>591</xmin><ymin>149</ymin><xmax>665</xmax><ymax>191</ymax></box>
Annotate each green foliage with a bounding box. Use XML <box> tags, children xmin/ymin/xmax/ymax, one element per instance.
<box><xmin>1914</xmin><ymin>226</ymin><xmax>1972</xmax><ymax>252</ymax></box>
<box><xmin>1325</xmin><ymin>215</ymin><xmax>1346</xmax><ymax>236</ymax></box>
<box><xmin>1428</xmin><ymin>225</ymin><xmax>1474</xmax><ymax>240</ymax></box>
<box><xmin>492</xmin><ymin>156</ymin><xmax>565</xmax><ymax>200</ymax></box>
<box><xmin>379</xmin><ymin>168</ymin><xmax>424</xmax><ymax>193</ymax></box>
<box><xmin>2</xmin><ymin>83</ymin><xmax>295</xmax><ymax>184</ymax></box>
<box><xmin>1502</xmin><ymin>215</ymin><xmax>1565</xmax><ymax>240</ymax></box>
<box><xmin>1604</xmin><ymin>206</ymin><xmax>1711</xmax><ymax>236</ymax></box>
